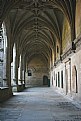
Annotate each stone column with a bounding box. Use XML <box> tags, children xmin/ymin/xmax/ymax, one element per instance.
<box><xmin>18</xmin><ymin>55</ymin><xmax>22</xmax><ymax>85</ymax></box>
<box><xmin>6</xmin><ymin>39</ymin><xmax>11</xmax><ymax>88</ymax></box>
<box><xmin>15</xmin><ymin>61</ymin><xmax>18</xmax><ymax>86</ymax></box>
<box><xmin>24</xmin><ymin>59</ymin><xmax>26</xmax><ymax>85</ymax></box>
<box><xmin>3</xmin><ymin>47</ymin><xmax>7</xmax><ymax>86</ymax></box>
<box><xmin>18</xmin><ymin>55</ymin><xmax>25</xmax><ymax>85</ymax></box>
<box><xmin>15</xmin><ymin>46</ymin><xmax>19</xmax><ymax>86</ymax></box>
<box><xmin>20</xmin><ymin>55</ymin><xmax>23</xmax><ymax>85</ymax></box>
<box><xmin>12</xmin><ymin>46</ymin><xmax>19</xmax><ymax>92</ymax></box>
<box><xmin>12</xmin><ymin>44</ymin><xmax>16</xmax><ymax>85</ymax></box>
<box><xmin>22</xmin><ymin>70</ymin><xmax>24</xmax><ymax>83</ymax></box>
<box><xmin>1</xmin><ymin>23</ymin><xmax>7</xmax><ymax>86</ymax></box>
<box><xmin>19</xmin><ymin>55</ymin><xmax>26</xmax><ymax>86</ymax></box>
<box><xmin>12</xmin><ymin>54</ymin><xmax>19</xmax><ymax>92</ymax></box>
<box><xmin>22</xmin><ymin>55</ymin><xmax>26</xmax><ymax>86</ymax></box>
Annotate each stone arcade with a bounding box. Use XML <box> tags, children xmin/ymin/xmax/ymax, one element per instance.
<box><xmin>0</xmin><ymin>0</ymin><xmax>81</xmax><ymax>103</ymax></box>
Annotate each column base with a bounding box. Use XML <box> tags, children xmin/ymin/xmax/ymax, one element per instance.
<box><xmin>12</xmin><ymin>85</ymin><xmax>18</xmax><ymax>92</ymax></box>
<box><xmin>3</xmin><ymin>78</ymin><xmax>8</xmax><ymax>87</ymax></box>
<box><xmin>17</xmin><ymin>84</ymin><xmax>25</xmax><ymax>92</ymax></box>
<box><xmin>12</xmin><ymin>84</ymin><xmax>25</xmax><ymax>92</ymax></box>
<box><xmin>0</xmin><ymin>86</ymin><xmax>13</xmax><ymax>102</ymax></box>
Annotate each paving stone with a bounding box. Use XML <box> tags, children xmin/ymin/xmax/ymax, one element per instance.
<box><xmin>0</xmin><ymin>87</ymin><xmax>81</xmax><ymax>121</ymax></box>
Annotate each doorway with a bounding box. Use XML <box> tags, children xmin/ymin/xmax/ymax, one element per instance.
<box><xmin>43</xmin><ymin>75</ymin><xmax>48</xmax><ymax>86</ymax></box>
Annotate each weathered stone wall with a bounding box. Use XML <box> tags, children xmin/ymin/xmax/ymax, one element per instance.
<box><xmin>50</xmin><ymin>1</ymin><xmax>81</xmax><ymax>102</ymax></box>
<box><xmin>50</xmin><ymin>63</ymin><xmax>66</xmax><ymax>93</ymax></box>
<box><xmin>50</xmin><ymin>47</ymin><xmax>81</xmax><ymax>102</ymax></box>
<box><xmin>76</xmin><ymin>0</ymin><xmax>81</xmax><ymax>38</ymax></box>
<box><xmin>26</xmin><ymin>57</ymin><xmax>49</xmax><ymax>87</ymax></box>
<box><xmin>71</xmin><ymin>49</ymin><xmax>81</xmax><ymax>101</ymax></box>
<box><xmin>62</xmin><ymin>17</ymin><xmax>71</xmax><ymax>53</ymax></box>
<box><xmin>56</xmin><ymin>39</ymin><xmax>60</xmax><ymax>60</ymax></box>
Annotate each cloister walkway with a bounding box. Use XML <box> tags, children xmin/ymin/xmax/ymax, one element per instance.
<box><xmin>0</xmin><ymin>87</ymin><xmax>81</xmax><ymax>121</ymax></box>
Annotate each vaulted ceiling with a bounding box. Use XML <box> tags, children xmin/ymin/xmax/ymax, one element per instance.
<box><xmin>0</xmin><ymin>0</ymin><xmax>76</xmax><ymax>65</ymax></box>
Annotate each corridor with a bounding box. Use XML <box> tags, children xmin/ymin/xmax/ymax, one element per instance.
<box><xmin>0</xmin><ymin>87</ymin><xmax>81</xmax><ymax>121</ymax></box>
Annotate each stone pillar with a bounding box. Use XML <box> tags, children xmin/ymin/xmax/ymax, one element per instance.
<box><xmin>4</xmin><ymin>32</ymin><xmax>13</xmax><ymax>95</ymax></box>
<box><xmin>12</xmin><ymin>46</ymin><xmax>19</xmax><ymax>92</ymax></box>
<box><xmin>18</xmin><ymin>55</ymin><xmax>25</xmax><ymax>85</ymax></box>
<box><xmin>12</xmin><ymin>44</ymin><xmax>21</xmax><ymax>89</ymax></box>
<box><xmin>18</xmin><ymin>56</ymin><xmax>21</xmax><ymax>85</ymax></box>
<box><xmin>6</xmin><ymin>42</ymin><xmax>11</xmax><ymax>87</ymax></box>
<box><xmin>16</xmin><ymin>54</ymin><xmax>26</xmax><ymax>91</ymax></box>
<box><xmin>22</xmin><ymin>56</ymin><xmax>26</xmax><ymax>86</ymax></box>
<box><xmin>19</xmin><ymin>54</ymin><xmax>26</xmax><ymax>87</ymax></box>
<box><xmin>20</xmin><ymin>55</ymin><xmax>23</xmax><ymax>85</ymax></box>
<box><xmin>1</xmin><ymin>23</ymin><xmax>7</xmax><ymax>86</ymax></box>
<box><xmin>12</xmin><ymin>44</ymin><xmax>16</xmax><ymax>85</ymax></box>
<box><xmin>18</xmin><ymin>55</ymin><xmax>22</xmax><ymax>85</ymax></box>
<box><xmin>22</xmin><ymin>70</ymin><xmax>24</xmax><ymax>83</ymax></box>
<box><xmin>13</xmin><ymin>53</ymin><xmax>19</xmax><ymax>93</ymax></box>
<box><xmin>15</xmin><ymin>60</ymin><xmax>18</xmax><ymax>86</ymax></box>
<box><xmin>24</xmin><ymin>59</ymin><xmax>26</xmax><ymax>85</ymax></box>
<box><xmin>3</xmin><ymin>46</ymin><xmax>7</xmax><ymax>86</ymax></box>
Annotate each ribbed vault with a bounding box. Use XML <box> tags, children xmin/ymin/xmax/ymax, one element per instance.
<box><xmin>0</xmin><ymin>0</ymin><xmax>76</xmax><ymax>65</ymax></box>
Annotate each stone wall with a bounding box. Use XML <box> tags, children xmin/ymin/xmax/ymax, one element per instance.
<box><xmin>62</xmin><ymin>17</ymin><xmax>71</xmax><ymax>53</ymax></box>
<box><xmin>26</xmin><ymin>57</ymin><xmax>49</xmax><ymax>87</ymax></box>
<box><xmin>76</xmin><ymin>0</ymin><xmax>81</xmax><ymax>38</ymax></box>
<box><xmin>50</xmin><ymin>1</ymin><xmax>81</xmax><ymax>102</ymax></box>
<box><xmin>56</xmin><ymin>39</ymin><xmax>60</xmax><ymax>60</ymax></box>
<box><xmin>71</xmin><ymin>49</ymin><xmax>81</xmax><ymax>101</ymax></box>
<box><xmin>50</xmin><ymin>63</ymin><xmax>66</xmax><ymax>93</ymax></box>
<box><xmin>50</xmin><ymin>46</ymin><xmax>81</xmax><ymax>102</ymax></box>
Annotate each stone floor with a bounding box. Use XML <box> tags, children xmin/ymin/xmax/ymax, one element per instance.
<box><xmin>0</xmin><ymin>87</ymin><xmax>81</xmax><ymax>121</ymax></box>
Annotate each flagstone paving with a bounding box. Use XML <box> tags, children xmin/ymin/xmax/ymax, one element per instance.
<box><xmin>0</xmin><ymin>87</ymin><xmax>81</xmax><ymax>121</ymax></box>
